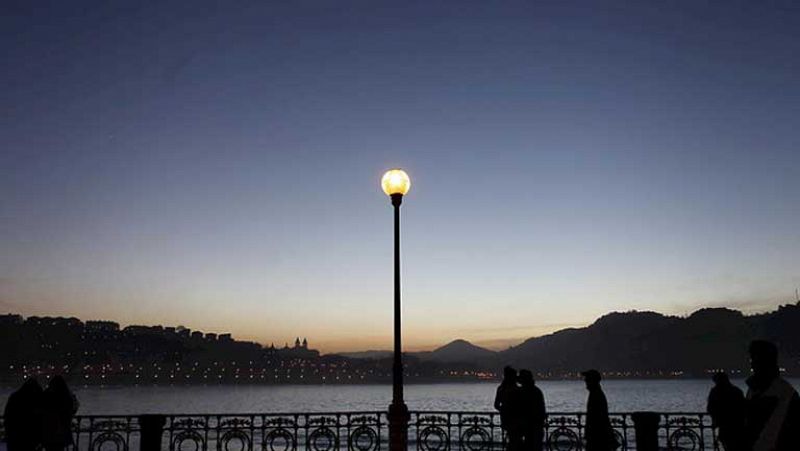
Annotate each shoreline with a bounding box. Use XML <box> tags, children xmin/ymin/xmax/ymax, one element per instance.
<box><xmin>0</xmin><ymin>375</ymin><xmax>765</xmax><ymax>390</ymax></box>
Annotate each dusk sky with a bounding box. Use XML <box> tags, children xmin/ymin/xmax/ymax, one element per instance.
<box><xmin>2</xmin><ymin>1</ymin><xmax>799</xmax><ymax>353</ymax></box>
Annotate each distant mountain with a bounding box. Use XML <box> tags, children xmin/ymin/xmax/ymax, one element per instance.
<box><xmin>421</xmin><ymin>339</ymin><xmax>497</xmax><ymax>364</ymax></box>
<box><xmin>499</xmin><ymin>304</ymin><xmax>800</xmax><ymax>376</ymax></box>
<box><xmin>5</xmin><ymin>303</ymin><xmax>799</xmax><ymax>383</ymax></box>
<box><xmin>334</xmin><ymin>340</ymin><xmax>496</xmax><ymax>364</ymax></box>
<box><xmin>331</xmin><ymin>304</ymin><xmax>800</xmax><ymax>377</ymax></box>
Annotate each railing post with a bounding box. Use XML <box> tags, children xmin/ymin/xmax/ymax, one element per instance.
<box><xmin>388</xmin><ymin>405</ymin><xmax>410</xmax><ymax>451</ymax></box>
<box><xmin>139</xmin><ymin>414</ymin><xmax>166</xmax><ymax>451</ymax></box>
<box><xmin>631</xmin><ymin>412</ymin><xmax>660</xmax><ymax>451</ymax></box>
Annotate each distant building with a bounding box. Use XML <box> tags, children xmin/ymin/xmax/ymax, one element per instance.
<box><xmin>124</xmin><ymin>325</ymin><xmax>152</xmax><ymax>335</ymax></box>
<box><xmin>205</xmin><ymin>333</ymin><xmax>217</xmax><ymax>341</ymax></box>
<box><xmin>27</xmin><ymin>316</ymin><xmax>83</xmax><ymax>328</ymax></box>
<box><xmin>124</xmin><ymin>325</ymin><xmax>164</xmax><ymax>335</ymax></box>
<box><xmin>86</xmin><ymin>320</ymin><xmax>120</xmax><ymax>332</ymax></box>
<box><xmin>191</xmin><ymin>331</ymin><xmax>204</xmax><ymax>340</ymax></box>
<box><xmin>0</xmin><ymin>314</ymin><xmax>23</xmax><ymax>325</ymax></box>
<box><xmin>280</xmin><ymin>337</ymin><xmax>318</xmax><ymax>359</ymax></box>
<box><xmin>86</xmin><ymin>320</ymin><xmax>120</xmax><ymax>341</ymax></box>
<box><xmin>219</xmin><ymin>333</ymin><xmax>233</xmax><ymax>342</ymax></box>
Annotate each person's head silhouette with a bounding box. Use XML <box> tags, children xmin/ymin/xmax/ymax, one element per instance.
<box><xmin>518</xmin><ymin>369</ymin><xmax>534</xmax><ymax>387</ymax></box>
<box><xmin>749</xmin><ymin>340</ymin><xmax>779</xmax><ymax>380</ymax></box>
<box><xmin>502</xmin><ymin>366</ymin><xmax>518</xmax><ymax>385</ymax></box>
<box><xmin>582</xmin><ymin>369</ymin><xmax>602</xmax><ymax>390</ymax></box>
<box><xmin>45</xmin><ymin>374</ymin><xmax>73</xmax><ymax>405</ymax></box>
<box><xmin>712</xmin><ymin>371</ymin><xmax>730</xmax><ymax>386</ymax></box>
<box><xmin>20</xmin><ymin>377</ymin><xmax>43</xmax><ymax>395</ymax></box>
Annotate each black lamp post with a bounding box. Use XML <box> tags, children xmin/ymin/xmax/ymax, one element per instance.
<box><xmin>381</xmin><ymin>169</ymin><xmax>411</xmax><ymax>451</ymax></box>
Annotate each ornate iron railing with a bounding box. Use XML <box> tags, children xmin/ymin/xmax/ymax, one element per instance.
<box><xmin>0</xmin><ymin>411</ymin><xmax>719</xmax><ymax>451</ymax></box>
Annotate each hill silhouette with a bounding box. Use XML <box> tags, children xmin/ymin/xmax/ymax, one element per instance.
<box><xmin>418</xmin><ymin>339</ymin><xmax>497</xmax><ymax>363</ymax></box>
<box><xmin>3</xmin><ymin>303</ymin><xmax>799</xmax><ymax>382</ymax></box>
<box><xmin>499</xmin><ymin>303</ymin><xmax>800</xmax><ymax>376</ymax></box>
<box><xmin>335</xmin><ymin>340</ymin><xmax>496</xmax><ymax>364</ymax></box>
<box><xmin>336</xmin><ymin>350</ymin><xmax>393</xmax><ymax>359</ymax></box>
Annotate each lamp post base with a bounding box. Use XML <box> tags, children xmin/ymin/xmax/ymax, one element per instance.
<box><xmin>388</xmin><ymin>401</ymin><xmax>410</xmax><ymax>451</ymax></box>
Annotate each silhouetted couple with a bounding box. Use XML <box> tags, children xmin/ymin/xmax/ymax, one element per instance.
<box><xmin>707</xmin><ymin>340</ymin><xmax>799</xmax><ymax>451</ymax></box>
<box><xmin>494</xmin><ymin>367</ymin><xmax>546</xmax><ymax>451</ymax></box>
<box><xmin>3</xmin><ymin>375</ymin><xmax>79</xmax><ymax>451</ymax></box>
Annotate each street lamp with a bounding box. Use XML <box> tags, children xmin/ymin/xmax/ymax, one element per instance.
<box><xmin>381</xmin><ymin>169</ymin><xmax>411</xmax><ymax>451</ymax></box>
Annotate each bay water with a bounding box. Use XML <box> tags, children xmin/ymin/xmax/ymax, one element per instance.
<box><xmin>5</xmin><ymin>379</ymin><xmax>791</xmax><ymax>415</ymax></box>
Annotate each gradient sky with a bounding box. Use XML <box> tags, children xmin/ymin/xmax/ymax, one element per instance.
<box><xmin>2</xmin><ymin>1</ymin><xmax>799</xmax><ymax>353</ymax></box>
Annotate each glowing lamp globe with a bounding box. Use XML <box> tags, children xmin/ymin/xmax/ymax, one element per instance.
<box><xmin>381</xmin><ymin>169</ymin><xmax>411</xmax><ymax>196</ymax></box>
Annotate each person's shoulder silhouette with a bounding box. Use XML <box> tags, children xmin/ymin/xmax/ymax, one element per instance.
<box><xmin>518</xmin><ymin>370</ymin><xmax>545</xmax><ymax>421</ymax></box>
<box><xmin>516</xmin><ymin>370</ymin><xmax>545</xmax><ymax>451</ymax></box>
<box><xmin>495</xmin><ymin>366</ymin><xmax>520</xmax><ymax>415</ymax></box>
<box><xmin>4</xmin><ymin>377</ymin><xmax>44</xmax><ymax>451</ymax></box>
<box><xmin>707</xmin><ymin>372</ymin><xmax>745</xmax><ymax>451</ymax></box>
<box><xmin>582</xmin><ymin>370</ymin><xmax>618</xmax><ymax>451</ymax></box>
<box><xmin>745</xmin><ymin>340</ymin><xmax>800</xmax><ymax>451</ymax></box>
<box><xmin>41</xmin><ymin>375</ymin><xmax>78</xmax><ymax>451</ymax></box>
<box><xmin>708</xmin><ymin>371</ymin><xmax>744</xmax><ymax>416</ymax></box>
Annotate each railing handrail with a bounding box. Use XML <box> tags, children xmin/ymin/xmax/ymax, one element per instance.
<box><xmin>0</xmin><ymin>410</ymin><xmax>710</xmax><ymax>419</ymax></box>
<box><xmin>0</xmin><ymin>410</ymin><xmax>711</xmax><ymax>419</ymax></box>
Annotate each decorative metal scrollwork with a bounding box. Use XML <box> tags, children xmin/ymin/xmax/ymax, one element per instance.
<box><xmin>220</xmin><ymin>418</ymin><xmax>252</xmax><ymax>429</ymax></box>
<box><xmin>459</xmin><ymin>426</ymin><xmax>491</xmax><ymax>451</ymax></box>
<box><xmin>265</xmin><ymin>417</ymin><xmax>296</xmax><ymax>428</ymax></box>
<box><xmin>308</xmin><ymin>417</ymin><xmax>338</xmax><ymax>427</ymax></box>
<box><xmin>418</xmin><ymin>426</ymin><xmax>449</xmax><ymax>451</ymax></box>
<box><xmin>419</xmin><ymin>415</ymin><xmax>449</xmax><ymax>426</ymax></box>
<box><xmin>172</xmin><ymin>430</ymin><xmax>206</xmax><ymax>451</ymax></box>
<box><xmin>91</xmin><ymin>431</ymin><xmax>128</xmax><ymax>451</ymax></box>
<box><xmin>308</xmin><ymin>427</ymin><xmax>338</xmax><ymax>451</ymax></box>
<box><xmin>348</xmin><ymin>426</ymin><xmax>378</xmax><ymax>451</ymax></box>
<box><xmin>612</xmin><ymin>429</ymin><xmax>627</xmax><ymax>451</ymax></box>
<box><xmin>668</xmin><ymin>427</ymin><xmax>701</xmax><ymax>451</ymax></box>
<box><xmin>547</xmin><ymin>416</ymin><xmax>580</xmax><ymax>427</ymax></box>
<box><xmin>546</xmin><ymin>427</ymin><xmax>580</xmax><ymax>451</ymax></box>
<box><xmin>348</xmin><ymin>415</ymin><xmax>374</xmax><ymax>426</ymax></box>
<box><xmin>218</xmin><ymin>429</ymin><xmax>251</xmax><ymax>451</ymax></box>
<box><xmin>93</xmin><ymin>420</ymin><xmax>129</xmax><ymax>431</ymax></box>
<box><xmin>459</xmin><ymin>416</ymin><xmax>491</xmax><ymax>427</ymax></box>
<box><xmin>39</xmin><ymin>411</ymin><xmax>723</xmax><ymax>451</ymax></box>
<box><xmin>263</xmin><ymin>428</ymin><xmax>296</xmax><ymax>451</ymax></box>
<box><xmin>173</xmin><ymin>418</ymin><xmax>208</xmax><ymax>429</ymax></box>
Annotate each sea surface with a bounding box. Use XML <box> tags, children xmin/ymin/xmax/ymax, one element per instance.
<box><xmin>6</xmin><ymin>379</ymin><xmax>795</xmax><ymax>415</ymax></box>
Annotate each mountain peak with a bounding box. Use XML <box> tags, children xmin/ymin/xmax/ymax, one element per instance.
<box><xmin>436</xmin><ymin>338</ymin><xmax>473</xmax><ymax>349</ymax></box>
<box><xmin>428</xmin><ymin>339</ymin><xmax>496</xmax><ymax>364</ymax></box>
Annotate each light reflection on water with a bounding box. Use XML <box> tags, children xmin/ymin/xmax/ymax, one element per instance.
<box><xmin>2</xmin><ymin>379</ymin><xmax>796</xmax><ymax>415</ymax></box>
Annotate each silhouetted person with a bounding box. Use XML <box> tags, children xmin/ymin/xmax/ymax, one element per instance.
<box><xmin>495</xmin><ymin>366</ymin><xmax>523</xmax><ymax>451</ymax></box>
<box><xmin>707</xmin><ymin>372</ymin><xmax>745</xmax><ymax>451</ymax></box>
<box><xmin>3</xmin><ymin>378</ymin><xmax>44</xmax><ymax>451</ymax></box>
<box><xmin>518</xmin><ymin>369</ymin><xmax>546</xmax><ymax>451</ymax></box>
<box><xmin>41</xmin><ymin>376</ymin><xmax>79</xmax><ymax>451</ymax></box>
<box><xmin>744</xmin><ymin>340</ymin><xmax>800</xmax><ymax>451</ymax></box>
<box><xmin>582</xmin><ymin>370</ymin><xmax>618</xmax><ymax>451</ymax></box>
